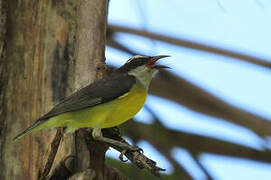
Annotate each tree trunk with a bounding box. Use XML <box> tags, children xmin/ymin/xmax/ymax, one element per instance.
<box><xmin>0</xmin><ymin>0</ymin><xmax>109</xmax><ymax>179</ymax></box>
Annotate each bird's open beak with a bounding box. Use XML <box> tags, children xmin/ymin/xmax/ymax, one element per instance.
<box><xmin>148</xmin><ymin>55</ymin><xmax>170</xmax><ymax>69</ymax></box>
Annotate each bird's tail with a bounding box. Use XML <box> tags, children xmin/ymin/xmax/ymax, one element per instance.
<box><xmin>13</xmin><ymin>119</ymin><xmax>45</xmax><ymax>141</ymax></box>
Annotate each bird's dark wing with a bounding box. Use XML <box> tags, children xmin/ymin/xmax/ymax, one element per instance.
<box><xmin>42</xmin><ymin>73</ymin><xmax>136</xmax><ymax>119</ymax></box>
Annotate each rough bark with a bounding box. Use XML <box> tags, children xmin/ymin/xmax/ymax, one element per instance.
<box><xmin>0</xmin><ymin>0</ymin><xmax>108</xmax><ymax>179</ymax></box>
<box><xmin>71</xmin><ymin>0</ymin><xmax>108</xmax><ymax>178</ymax></box>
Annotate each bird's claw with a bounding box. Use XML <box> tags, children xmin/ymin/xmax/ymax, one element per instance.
<box><xmin>118</xmin><ymin>145</ymin><xmax>143</xmax><ymax>162</ymax></box>
<box><xmin>136</xmin><ymin>147</ymin><xmax>144</xmax><ymax>154</ymax></box>
<box><xmin>119</xmin><ymin>149</ymin><xmax>128</xmax><ymax>162</ymax></box>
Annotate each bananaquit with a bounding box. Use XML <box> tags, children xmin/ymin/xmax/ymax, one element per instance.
<box><xmin>14</xmin><ymin>55</ymin><xmax>169</xmax><ymax>149</ymax></box>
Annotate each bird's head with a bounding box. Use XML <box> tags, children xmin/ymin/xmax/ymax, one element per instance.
<box><xmin>116</xmin><ymin>55</ymin><xmax>170</xmax><ymax>88</ymax></box>
<box><xmin>117</xmin><ymin>55</ymin><xmax>169</xmax><ymax>73</ymax></box>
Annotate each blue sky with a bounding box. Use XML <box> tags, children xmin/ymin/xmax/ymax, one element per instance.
<box><xmin>106</xmin><ymin>0</ymin><xmax>271</xmax><ymax>179</ymax></box>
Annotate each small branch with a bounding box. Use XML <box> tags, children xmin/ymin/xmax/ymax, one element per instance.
<box><xmin>102</xmin><ymin>128</ymin><xmax>165</xmax><ymax>177</ymax></box>
<box><xmin>114</xmin><ymin>142</ymin><xmax>165</xmax><ymax>177</ymax></box>
<box><xmin>40</xmin><ymin>128</ymin><xmax>64</xmax><ymax>180</ymax></box>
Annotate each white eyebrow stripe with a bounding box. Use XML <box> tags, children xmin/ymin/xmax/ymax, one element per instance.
<box><xmin>126</xmin><ymin>55</ymin><xmax>149</xmax><ymax>63</ymax></box>
<box><xmin>133</xmin><ymin>55</ymin><xmax>147</xmax><ymax>58</ymax></box>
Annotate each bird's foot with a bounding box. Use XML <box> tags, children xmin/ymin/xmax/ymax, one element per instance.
<box><xmin>119</xmin><ymin>145</ymin><xmax>143</xmax><ymax>162</ymax></box>
<box><xmin>92</xmin><ymin>128</ymin><xmax>143</xmax><ymax>162</ymax></box>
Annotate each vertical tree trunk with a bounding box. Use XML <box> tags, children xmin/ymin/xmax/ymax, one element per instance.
<box><xmin>0</xmin><ymin>0</ymin><xmax>108</xmax><ymax>179</ymax></box>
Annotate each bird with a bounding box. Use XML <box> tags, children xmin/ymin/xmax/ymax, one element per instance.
<box><xmin>14</xmin><ymin>55</ymin><xmax>169</xmax><ymax>150</ymax></box>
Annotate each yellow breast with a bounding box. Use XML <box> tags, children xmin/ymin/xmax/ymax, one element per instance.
<box><xmin>103</xmin><ymin>82</ymin><xmax>147</xmax><ymax>128</ymax></box>
<box><xmin>52</xmin><ymin>81</ymin><xmax>148</xmax><ymax>129</ymax></box>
